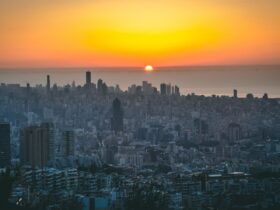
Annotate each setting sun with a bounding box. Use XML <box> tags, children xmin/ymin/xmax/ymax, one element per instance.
<box><xmin>145</xmin><ymin>65</ymin><xmax>154</xmax><ymax>72</ymax></box>
<box><xmin>0</xmin><ymin>0</ymin><xmax>279</xmax><ymax>68</ymax></box>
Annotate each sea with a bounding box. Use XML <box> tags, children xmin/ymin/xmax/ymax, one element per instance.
<box><xmin>0</xmin><ymin>65</ymin><xmax>279</xmax><ymax>98</ymax></box>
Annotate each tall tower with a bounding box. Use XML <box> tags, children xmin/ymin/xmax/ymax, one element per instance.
<box><xmin>111</xmin><ymin>98</ymin><xmax>124</xmax><ymax>133</ymax></box>
<box><xmin>166</xmin><ymin>83</ymin><xmax>171</xmax><ymax>95</ymax></box>
<box><xmin>160</xmin><ymin>83</ymin><xmax>167</xmax><ymax>95</ymax></box>
<box><xmin>86</xmin><ymin>71</ymin><xmax>91</xmax><ymax>86</ymax></box>
<box><xmin>62</xmin><ymin>130</ymin><xmax>74</xmax><ymax>157</ymax></box>
<box><xmin>102</xmin><ymin>83</ymin><xmax>108</xmax><ymax>96</ymax></box>
<box><xmin>0</xmin><ymin>123</ymin><xmax>11</xmax><ymax>168</ymax></box>
<box><xmin>41</xmin><ymin>122</ymin><xmax>54</xmax><ymax>162</ymax></box>
<box><xmin>233</xmin><ymin>89</ymin><xmax>238</xmax><ymax>98</ymax></box>
<box><xmin>97</xmin><ymin>79</ymin><xmax>103</xmax><ymax>93</ymax></box>
<box><xmin>20</xmin><ymin>123</ymin><xmax>54</xmax><ymax>167</ymax></box>
<box><xmin>174</xmin><ymin>85</ymin><xmax>180</xmax><ymax>95</ymax></box>
<box><xmin>47</xmin><ymin>75</ymin><xmax>50</xmax><ymax>92</ymax></box>
<box><xmin>21</xmin><ymin>126</ymin><xmax>48</xmax><ymax>167</ymax></box>
<box><xmin>228</xmin><ymin>123</ymin><xmax>241</xmax><ymax>142</ymax></box>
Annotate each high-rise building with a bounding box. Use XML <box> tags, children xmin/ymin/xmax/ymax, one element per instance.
<box><xmin>26</xmin><ymin>83</ymin><xmax>31</xmax><ymax>93</ymax></box>
<box><xmin>41</xmin><ymin>122</ymin><xmax>54</xmax><ymax>161</ymax></box>
<box><xmin>47</xmin><ymin>75</ymin><xmax>50</xmax><ymax>92</ymax></box>
<box><xmin>135</xmin><ymin>85</ymin><xmax>142</xmax><ymax>95</ymax></box>
<box><xmin>228</xmin><ymin>123</ymin><xmax>241</xmax><ymax>142</ymax></box>
<box><xmin>102</xmin><ymin>83</ymin><xmax>108</xmax><ymax>95</ymax></box>
<box><xmin>160</xmin><ymin>83</ymin><xmax>167</xmax><ymax>95</ymax></box>
<box><xmin>142</xmin><ymin>81</ymin><xmax>153</xmax><ymax>95</ymax></box>
<box><xmin>166</xmin><ymin>83</ymin><xmax>171</xmax><ymax>95</ymax></box>
<box><xmin>174</xmin><ymin>85</ymin><xmax>180</xmax><ymax>95</ymax></box>
<box><xmin>62</xmin><ymin>130</ymin><xmax>74</xmax><ymax>157</ymax></box>
<box><xmin>115</xmin><ymin>84</ymin><xmax>121</xmax><ymax>93</ymax></box>
<box><xmin>86</xmin><ymin>71</ymin><xmax>91</xmax><ymax>86</ymax></box>
<box><xmin>263</xmin><ymin>93</ymin><xmax>268</xmax><ymax>100</ymax></box>
<box><xmin>246</xmin><ymin>93</ymin><xmax>254</xmax><ymax>100</ymax></box>
<box><xmin>0</xmin><ymin>123</ymin><xmax>11</xmax><ymax>168</ymax></box>
<box><xmin>194</xmin><ymin>119</ymin><xmax>208</xmax><ymax>135</ymax></box>
<box><xmin>21</xmin><ymin>123</ymin><xmax>54</xmax><ymax>167</ymax></box>
<box><xmin>233</xmin><ymin>89</ymin><xmax>238</xmax><ymax>98</ymax></box>
<box><xmin>97</xmin><ymin>79</ymin><xmax>103</xmax><ymax>93</ymax></box>
<box><xmin>111</xmin><ymin>98</ymin><xmax>124</xmax><ymax>133</ymax></box>
<box><xmin>21</xmin><ymin>126</ymin><xmax>48</xmax><ymax>167</ymax></box>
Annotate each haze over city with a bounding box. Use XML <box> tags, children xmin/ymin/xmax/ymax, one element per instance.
<box><xmin>1</xmin><ymin>1</ymin><xmax>280</xmax><ymax>210</ymax></box>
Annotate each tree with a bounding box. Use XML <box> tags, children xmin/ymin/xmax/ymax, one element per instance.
<box><xmin>0</xmin><ymin>168</ymin><xmax>13</xmax><ymax>208</ymax></box>
<box><xmin>125</xmin><ymin>183</ymin><xmax>169</xmax><ymax>210</ymax></box>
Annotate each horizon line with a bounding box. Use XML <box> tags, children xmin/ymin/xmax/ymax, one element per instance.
<box><xmin>0</xmin><ymin>63</ymin><xmax>280</xmax><ymax>71</ymax></box>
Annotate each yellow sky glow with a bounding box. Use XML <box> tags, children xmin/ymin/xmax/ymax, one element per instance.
<box><xmin>0</xmin><ymin>0</ymin><xmax>279</xmax><ymax>68</ymax></box>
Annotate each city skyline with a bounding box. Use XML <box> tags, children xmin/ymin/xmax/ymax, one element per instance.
<box><xmin>1</xmin><ymin>66</ymin><xmax>280</xmax><ymax>98</ymax></box>
<box><xmin>1</xmin><ymin>1</ymin><xmax>280</xmax><ymax>210</ymax></box>
<box><xmin>1</xmin><ymin>70</ymin><xmax>280</xmax><ymax>210</ymax></box>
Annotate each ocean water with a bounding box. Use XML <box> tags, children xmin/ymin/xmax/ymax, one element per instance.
<box><xmin>0</xmin><ymin>66</ymin><xmax>279</xmax><ymax>98</ymax></box>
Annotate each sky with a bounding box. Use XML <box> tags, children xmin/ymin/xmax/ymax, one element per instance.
<box><xmin>0</xmin><ymin>0</ymin><xmax>279</xmax><ymax>68</ymax></box>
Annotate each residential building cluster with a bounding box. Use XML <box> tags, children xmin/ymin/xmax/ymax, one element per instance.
<box><xmin>1</xmin><ymin>71</ymin><xmax>280</xmax><ymax>210</ymax></box>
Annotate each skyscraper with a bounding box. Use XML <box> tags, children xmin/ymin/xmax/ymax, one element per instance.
<box><xmin>142</xmin><ymin>81</ymin><xmax>153</xmax><ymax>95</ymax></box>
<box><xmin>228</xmin><ymin>123</ymin><xmax>242</xmax><ymax>142</ymax></box>
<box><xmin>160</xmin><ymin>83</ymin><xmax>167</xmax><ymax>95</ymax></box>
<box><xmin>21</xmin><ymin>126</ymin><xmax>47</xmax><ymax>167</ymax></box>
<box><xmin>102</xmin><ymin>83</ymin><xmax>108</xmax><ymax>96</ymax></box>
<box><xmin>41</xmin><ymin>122</ymin><xmax>55</xmax><ymax>161</ymax></box>
<box><xmin>21</xmin><ymin>123</ymin><xmax>54</xmax><ymax>167</ymax></box>
<box><xmin>0</xmin><ymin>123</ymin><xmax>11</xmax><ymax>168</ymax></box>
<box><xmin>233</xmin><ymin>89</ymin><xmax>238</xmax><ymax>98</ymax></box>
<box><xmin>47</xmin><ymin>75</ymin><xmax>50</xmax><ymax>92</ymax></box>
<box><xmin>97</xmin><ymin>79</ymin><xmax>103</xmax><ymax>93</ymax></box>
<box><xmin>86</xmin><ymin>71</ymin><xmax>91</xmax><ymax>86</ymax></box>
<box><xmin>263</xmin><ymin>93</ymin><xmax>268</xmax><ymax>100</ymax></box>
<box><xmin>62</xmin><ymin>130</ymin><xmax>74</xmax><ymax>157</ymax></box>
<box><xmin>174</xmin><ymin>85</ymin><xmax>180</xmax><ymax>95</ymax></box>
<box><xmin>111</xmin><ymin>98</ymin><xmax>124</xmax><ymax>133</ymax></box>
<box><xmin>166</xmin><ymin>83</ymin><xmax>171</xmax><ymax>95</ymax></box>
<box><xmin>26</xmin><ymin>83</ymin><xmax>30</xmax><ymax>93</ymax></box>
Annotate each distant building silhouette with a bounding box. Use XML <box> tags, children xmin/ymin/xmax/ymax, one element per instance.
<box><xmin>136</xmin><ymin>85</ymin><xmax>142</xmax><ymax>95</ymax></box>
<box><xmin>102</xmin><ymin>82</ymin><xmax>108</xmax><ymax>96</ymax></box>
<box><xmin>246</xmin><ymin>93</ymin><xmax>254</xmax><ymax>100</ymax></box>
<box><xmin>41</xmin><ymin>122</ymin><xmax>55</xmax><ymax>161</ymax></box>
<box><xmin>97</xmin><ymin>79</ymin><xmax>103</xmax><ymax>93</ymax></box>
<box><xmin>142</xmin><ymin>81</ymin><xmax>153</xmax><ymax>95</ymax></box>
<box><xmin>21</xmin><ymin>122</ymin><xmax>54</xmax><ymax>167</ymax></box>
<box><xmin>166</xmin><ymin>83</ymin><xmax>171</xmax><ymax>95</ymax></box>
<box><xmin>26</xmin><ymin>83</ymin><xmax>30</xmax><ymax>93</ymax></box>
<box><xmin>86</xmin><ymin>71</ymin><xmax>91</xmax><ymax>86</ymax></box>
<box><xmin>233</xmin><ymin>89</ymin><xmax>238</xmax><ymax>98</ymax></box>
<box><xmin>194</xmin><ymin>119</ymin><xmax>208</xmax><ymax>135</ymax></box>
<box><xmin>228</xmin><ymin>123</ymin><xmax>242</xmax><ymax>142</ymax></box>
<box><xmin>115</xmin><ymin>84</ymin><xmax>121</xmax><ymax>93</ymax></box>
<box><xmin>111</xmin><ymin>98</ymin><xmax>123</xmax><ymax>133</ymax></box>
<box><xmin>62</xmin><ymin>130</ymin><xmax>74</xmax><ymax>157</ymax></box>
<box><xmin>47</xmin><ymin>75</ymin><xmax>50</xmax><ymax>92</ymax></box>
<box><xmin>160</xmin><ymin>83</ymin><xmax>167</xmax><ymax>95</ymax></box>
<box><xmin>0</xmin><ymin>122</ymin><xmax>11</xmax><ymax>168</ymax></box>
<box><xmin>174</xmin><ymin>85</ymin><xmax>180</xmax><ymax>95</ymax></box>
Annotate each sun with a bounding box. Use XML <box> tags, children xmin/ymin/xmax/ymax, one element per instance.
<box><xmin>144</xmin><ymin>65</ymin><xmax>154</xmax><ymax>72</ymax></box>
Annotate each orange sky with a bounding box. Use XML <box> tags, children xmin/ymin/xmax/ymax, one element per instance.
<box><xmin>0</xmin><ymin>0</ymin><xmax>279</xmax><ymax>68</ymax></box>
